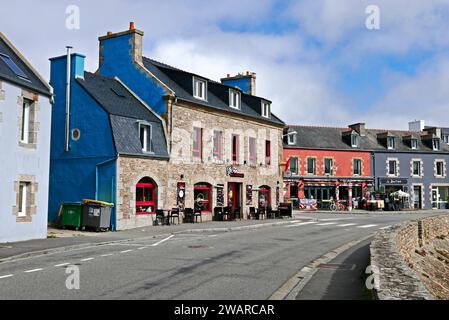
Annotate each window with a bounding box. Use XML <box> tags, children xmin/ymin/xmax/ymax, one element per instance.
<box><xmin>213</xmin><ymin>130</ymin><xmax>223</xmax><ymax>161</ymax></box>
<box><xmin>290</xmin><ymin>157</ymin><xmax>299</xmax><ymax>175</ymax></box>
<box><xmin>433</xmin><ymin>139</ymin><xmax>440</xmax><ymax>151</ymax></box>
<box><xmin>307</xmin><ymin>158</ymin><xmax>316</xmax><ymax>175</ymax></box>
<box><xmin>436</xmin><ymin>161</ymin><xmax>444</xmax><ymax>177</ymax></box>
<box><xmin>20</xmin><ymin>99</ymin><xmax>31</xmax><ymax>143</ymax></box>
<box><xmin>324</xmin><ymin>158</ymin><xmax>333</xmax><ymax>175</ymax></box>
<box><xmin>229</xmin><ymin>90</ymin><xmax>241</xmax><ymax>109</ymax></box>
<box><xmin>351</xmin><ymin>134</ymin><xmax>359</xmax><ymax>147</ymax></box>
<box><xmin>265</xmin><ymin>140</ymin><xmax>271</xmax><ymax>166</ymax></box>
<box><xmin>411</xmin><ymin>139</ymin><xmax>418</xmax><ymax>150</ymax></box>
<box><xmin>192</xmin><ymin>127</ymin><xmax>202</xmax><ymax>159</ymax></box>
<box><xmin>0</xmin><ymin>53</ymin><xmax>29</xmax><ymax>80</ymax></box>
<box><xmin>249</xmin><ymin>137</ymin><xmax>256</xmax><ymax>165</ymax></box>
<box><xmin>232</xmin><ymin>135</ymin><xmax>239</xmax><ymax>163</ymax></box>
<box><xmin>18</xmin><ymin>182</ymin><xmax>30</xmax><ymax>217</ymax></box>
<box><xmin>139</xmin><ymin>124</ymin><xmax>152</xmax><ymax>153</ymax></box>
<box><xmin>136</xmin><ymin>177</ymin><xmax>157</xmax><ymax>214</ymax></box>
<box><xmin>443</xmin><ymin>135</ymin><xmax>449</xmax><ymax>144</ymax></box>
<box><xmin>413</xmin><ymin>161</ymin><xmax>421</xmax><ymax>176</ymax></box>
<box><xmin>261</xmin><ymin>101</ymin><xmax>271</xmax><ymax>118</ymax></box>
<box><xmin>353</xmin><ymin>159</ymin><xmax>362</xmax><ymax>176</ymax></box>
<box><xmin>387</xmin><ymin>137</ymin><xmax>395</xmax><ymax>150</ymax></box>
<box><xmin>193</xmin><ymin>77</ymin><xmax>207</xmax><ymax>100</ymax></box>
<box><xmin>288</xmin><ymin>133</ymin><xmax>296</xmax><ymax>145</ymax></box>
<box><xmin>388</xmin><ymin>160</ymin><xmax>397</xmax><ymax>176</ymax></box>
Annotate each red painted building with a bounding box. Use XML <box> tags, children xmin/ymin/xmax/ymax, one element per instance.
<box><xmin>283</xmin><ymin>124</ymin><xmax>374</xmax><ymax>210</ymax></box>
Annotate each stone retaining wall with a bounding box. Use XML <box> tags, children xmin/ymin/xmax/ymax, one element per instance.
<box><xmin>370</xmin><ymin>214</ymin><xmax>449</xmax><ymax>300</ymax></box>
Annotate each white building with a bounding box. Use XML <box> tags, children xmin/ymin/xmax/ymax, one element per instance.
<box><xmin>0</xmin><ymin>32</ymin><xmax>53</xmax><ymax>243</ymax></box>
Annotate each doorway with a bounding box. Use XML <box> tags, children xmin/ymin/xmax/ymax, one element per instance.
<box><xmin>413</xmin><ymin>186</ymin><xmax>422</xmax><ymax>209</ymax></box>
<box><xmin>228</xmin><ymin>182</ymin><xmax>242</xmax><ymax>210</ymax></box>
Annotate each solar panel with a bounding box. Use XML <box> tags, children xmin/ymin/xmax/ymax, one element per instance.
<box><xmin>0</xmin><ymin>53</ymin><xmax>29</xmax><ymax>80</ymax></box>
<box><xmin>111</xmin><ymin>87</ymin><xmax>126</xmax><ymax>98</ymax></box>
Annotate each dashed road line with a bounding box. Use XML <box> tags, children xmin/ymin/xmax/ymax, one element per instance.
<box><xmin>120</xmin><ymin>249</ymin><xmax>134</xmax><ymax>253</ymax></box>
<box><xmin>54</xmin><ymin>263</ymin><xmax>70</xmax><ymax>267</ymax></box>
<box><xmin>100</xmin><ymin>253</ymin><xmax>114</xmax><ymax>257</ymax></box>
<box><xmin>337</xmin><ymin>223</ymin><xmax>357</xmax><ymax>227</ymax></box>
<box><xmin>151</xmin><ymin>235</ymin><xmax>175</xmax><ymax>246</ymax></box>
<box><xmin>137</xmin><ymin>247</ymin><xmax>147</xmax><ymax>250</ymax></box>
<box><xmin>316</xmin><ymin>222</ymin><xmax>337</xmax><ymax>226</ymax></box>
<box><xmin>379</xmin><ymin>225</ymin><xmax>392</xmax><ymax>230</ymax></box>
<box><xmin>0</xmin><ymin>274</ymin><xmax>13</xmax><ymax>279</ymax></box>
<box><xmin>285</xmin><ymin>221</ymin><xmax>318</xmax><ymax>228</ymax></box>
<box><xmin>357</xmin><ymin>224</ymin><xmax>378</xmax><ymax>229</ymax></box>
<box><xmin>24</xmin><ymin>268</ymin><xmax>43</xmax><ymax>273</ymax></box>
<box><xmin>80</xmin><ymin>257</ymin><xmax>94</xmax><ymax>262</ymax></box>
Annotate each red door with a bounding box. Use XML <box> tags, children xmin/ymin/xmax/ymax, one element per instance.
<box><xmin>228</xmin><ymin>183</ymin><xmax>242</xmax><ymax>210</ymax></box>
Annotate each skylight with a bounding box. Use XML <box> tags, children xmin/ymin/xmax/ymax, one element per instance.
<box><xmin>0</xmin><ymin>53</ymin><xmax>29</xmax><ymax>80</ymax></box>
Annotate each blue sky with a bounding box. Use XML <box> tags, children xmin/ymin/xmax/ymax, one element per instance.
<box><xmin>1</xmin><ymin>0</ymin><xmax>449</xmax><ymax>129</ymax></box>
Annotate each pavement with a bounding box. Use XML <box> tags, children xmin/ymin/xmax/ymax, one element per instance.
<box><xmin>0</xmin><ymin>210</ymin><xmax>447</xmax><ymax>300</ymax></box>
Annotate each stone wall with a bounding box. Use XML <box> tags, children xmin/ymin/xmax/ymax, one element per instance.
<box><xmin>370</xmin><ymin>214</ymin><xmax>449</xmax><ymax>300</ymax></box>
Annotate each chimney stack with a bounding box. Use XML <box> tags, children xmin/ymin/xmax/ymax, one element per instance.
<box><xmin>221</xmin><ymin>72</ymin><xmax>257</xmax><ymax>95</ymax></box>
<box><xmin>349</xmin><ymin>123</ymin><xmax>366</xmax><ymax>136</ymax></box>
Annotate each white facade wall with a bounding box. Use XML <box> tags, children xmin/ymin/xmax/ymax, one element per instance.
<box><xmin>0</xmin><ymin>81</ymin><xmax>52</xmax><ymax>243</ymax></box>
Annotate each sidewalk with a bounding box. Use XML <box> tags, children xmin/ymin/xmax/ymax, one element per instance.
<box><xmin>0</xmin><ymin>214</ymin><xmax>304</xmax><ymax>263</ymax></box>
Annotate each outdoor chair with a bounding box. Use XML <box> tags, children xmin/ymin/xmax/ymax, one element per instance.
<box><xmin>257</xmin><ymin>207</ymin><xmax>266</xmax><ymax>220</ymax></box>
<box><xmin>233</xmin><ymin>206</ymin><xmax>242</xmax><ymax>220</ymax></box>
<box><xmin>183</xmin><ymin>208</ymin><xmax>194</xmax><ymax>223</ymax></box>
<box><xmin>155</xmin><ymin>209</ymin><xmax>165</xmax><ymax>226</ymax></box>
<box><xmin>223</xmin><ymin>206</ymin><xmax>231</xmax><ymax>221</ymax></box>
<box><xmin>170</xmin><ymin>208</ymin><xmax>180</xmax><ymax>225</ymax></box>
<box><xmin>213</xmin><ymin>207</ymin><xmax>223</xmax><ymax>221</ymax></box>
<box><xmin>249</xmin><ymin>207</ymin><xmax>257</xmax><ymax>220</ymax></box>
<box><xmin>194</xmin><ymin>208</ymin><xmax>203</xmax><ymax>223</ymax></box>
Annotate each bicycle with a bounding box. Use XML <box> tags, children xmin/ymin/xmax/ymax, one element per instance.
<box><xmin>329</xmin><ymin>199</ymin><xmax>347</xmax><ymax>212</ymax></box>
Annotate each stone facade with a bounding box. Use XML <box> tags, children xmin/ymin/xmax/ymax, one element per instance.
<box><xmin>370</xmin><ymin>214</ymin><xmax>449</xmax><ymax>300</ymax></box>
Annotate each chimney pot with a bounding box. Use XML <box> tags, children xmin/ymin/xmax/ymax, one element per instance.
<box><xmin>107</xmin><ymin>31</ymin><xmax>113</xmax><ymax>36</ymax></box>
<box><xmin>130</xmin><ymin>22</ymin><xmax>135</xmax><ymax>30</ymax></box>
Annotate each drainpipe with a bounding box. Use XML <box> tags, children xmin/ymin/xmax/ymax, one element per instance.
<box><xmin>64</xmin><ymin>46</ymin><xmax>73</xmax><ymax>152</ymax></box>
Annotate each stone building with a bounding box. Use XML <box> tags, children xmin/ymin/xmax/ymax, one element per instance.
<box><xmin>0</xmin><ymin>32</ymin><xmax>53</xmax><ymax>242</ymax></box>
<box><xmin>97</xmin><ymin>23</ymin><xmax>285</xmax><ymax>220</ymax></box>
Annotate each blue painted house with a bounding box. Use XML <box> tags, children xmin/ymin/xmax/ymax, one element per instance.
<box><xmin>49</xmin><ymin>53</ymin><xmax>169</xmax><ymax>230</ymax></box>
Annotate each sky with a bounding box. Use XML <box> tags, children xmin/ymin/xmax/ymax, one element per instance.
<box><xmin>1</xmin><ymin>0</ymin><xmax>449</xmax><ymax>129</ymax></box>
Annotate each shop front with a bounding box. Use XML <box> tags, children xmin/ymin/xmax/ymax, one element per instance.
<box><xmin>135</xmin><ymin>177</ymin><xmax>158</xmax><ymax>214</ymax></box>
<box><xmin>431</xmin><ymin>185</ymin><xmax>449</xmax><ymax>209</ymax></box>
<box><xmin>194</xmin><ymin>182</ymin><xmax>213</xmax><ymax>213</ymax></box>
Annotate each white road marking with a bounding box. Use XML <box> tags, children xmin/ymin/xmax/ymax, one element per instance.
<box><xmin>357</xmin><ymin>224</ymin><xmax>378</xmax><ymax>229</ymax></box>
<box><xmin>319</xmin><ymin>218</ymin><xmax>353</xmax><ymax>221</ymax></box>
<box><xmin>151</xmin><ymin>235</ymin><xmax>175</xmax><ymax>246</ymax></box>
<box><xmin>120</xmin><ymin>249</ymin><xmax>134</xmax><ymax>253</ymax></box>
<box><xmin>101</xmin><ymin>253</ymin><xmax>114</xmax><ymax>257</ymax></box>
<box><xmin>24</xmin><ymin>268</ymin><xmax>43</xmax><ymax>273</ymax></box>
<box><xmin>379</xmin><ymin>225</ymin><xmax>392</xmax><ymax>230</ymax></box>
<box><xmin>317</xmin><ymin>222</ymin><xmax>337</xmax><ymax>226</ymax></box>
<box><xmin>0</xmin><ymin>274</ymin><xmax>13</xmax><ymax>279</ymax></box>
<box><xmin>137</xmin><ymin>247</ymin><xmax>147</xmax><ymax>250</ymax></box>
<box><xmin>337</xmin><ymin>223</ymin><xmax>357</xmax><ymax>227</ymax></box>
<box><xmin>80</xmin><ymin>257</ymin><xmax>94</xmax><ymax>262</ymax></box>
<box><xmin>54</xmin><ymin>263</ymin><xmax>70</xmax><ymax>267</ymax></box>
<box><xmin>286</xmin><ymin>221</ymin><xmax>318</xmax><ymax>228</ymax></box>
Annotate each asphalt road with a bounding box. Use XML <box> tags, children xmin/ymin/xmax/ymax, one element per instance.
<box><xmin>0</xmin><ymin>212</ymin><xmax>443</xmax><ymax>300</ymax></box>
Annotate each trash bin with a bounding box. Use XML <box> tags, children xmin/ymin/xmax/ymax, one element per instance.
<box><xmin>61</xmin><ymin>203</ymin><xmax>83</xmax><ymax>230</ymax></box>
<box><xmin>82</xmin><ymin>199</ymin><xmax>114</xmax><ymax>232</ymax></box>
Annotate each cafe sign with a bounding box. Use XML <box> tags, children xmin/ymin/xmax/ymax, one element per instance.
<box><xmin>379</xmin><ymin>178</ymin><xmax>408</xmax><ymax>185</ymax></box>
<box><xmin>226</xmin><ymin>166</ymin><xmax>244</xmax><ymax>178</ymax></box>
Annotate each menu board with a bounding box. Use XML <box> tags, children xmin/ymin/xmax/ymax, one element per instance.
<box><xmin>177</xmin><ymin>182</ymin><xmax>186</xmax><ymax>210</ymax></box>
<box><xmin>216</xmin><ymin>185</ymin><xmax>224</xmax><ymax>207</ymax></box>
<box><xmin>246</xmin><ymin>185</ymin><xmax>253</xmax><ymax>205</ymax></box>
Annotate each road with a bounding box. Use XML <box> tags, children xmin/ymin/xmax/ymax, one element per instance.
<box><xmin>0</xmin><ymin>212</ymin><xmax>442</xmax><ymax>300</ymax></box>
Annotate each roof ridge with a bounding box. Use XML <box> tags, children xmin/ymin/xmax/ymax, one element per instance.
<box><xmin>287</xmin><ymin>124</ymin><xmax>349</xmax><ymax>130</ymax></box>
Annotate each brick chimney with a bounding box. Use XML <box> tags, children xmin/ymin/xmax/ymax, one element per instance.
<box><xmin>349</xmin><ymin>123</ymin><xmax>366</xmax><ymax>136</ymax></box>
<box><xmin>221</xmin><ymin>71</ymin><xmax>256</xmax><ymax>95</ymax></box>
<box><xmin>98</xmin><ymin>22</ymin><xmax>144</xmax><ymax>67</ymax></box>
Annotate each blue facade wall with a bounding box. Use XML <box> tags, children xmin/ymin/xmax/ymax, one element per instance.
<box><xmin>98</xmin><ymin>34</ymin><xmax>167</xmax><ymax>114</ymax></box>
<box><xmin>49</xmin><ymin>54</ymin><xmax>117</xmax><ymax>224</ymax></box>
<box><xmin>373</xmin><ymin>152</ymin><xmax>449</xmax><ymax>209</ymax></box>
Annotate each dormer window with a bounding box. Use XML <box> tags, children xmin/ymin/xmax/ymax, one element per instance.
<box><xmin>193</xmin><ymin>77</ymin><xmax>207</xmax><ymax>100</ymax></box>
<box><xmin>387</xmin><ymin>137</ymin><xmax>395</xmax><ymax>150</ymax></box>
<box><xmin>411</xmin><ymin>138</ymin><xmax>418</xmax><ymax>150</ymax></box>
<box><xmin>288</xmin><ymin>133</ymin><xmax>297</xmax><ymax>145</ymax></box>
<box><xmin>229</xmin><ymin>89</ymin><xmax>241</xmax><ymax>109</ymax></box>
<box><xmin>261</xmin><ymin>101</ymin><xmax>271</xmax><ymax>118</ymax></box>
<box><xmin>351</xmin><ymin>134</ymin><xmax>359</xmax><ymax>148</ymax></box>
<box><xmin>443</xmin><ymin>135</ymin><xmax>449</xmax><ymax>145</ymax></box>
<box><xmin>139</xmin><ymin>123</ymin><xmax>153</xmax><ymax>153</ymax></box>
<box><xmin>433</xmin><ymin>139</ymin><xmax>440</xmax><ymax>151</ymax></box>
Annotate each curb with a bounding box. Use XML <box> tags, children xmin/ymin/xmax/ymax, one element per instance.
<box><xmin>0</xmin><ymin>218</ymin><xmax>306</xmax><ymax>264</ymax></box>
<box><xmin>268</xmin><ymin>234</ymin><xmax>374</xmax><ymax>300</ymax></box>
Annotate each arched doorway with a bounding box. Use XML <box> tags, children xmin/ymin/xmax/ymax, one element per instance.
<box><xmin>259</xmin><ymin>185</ymin><xmax>271</xmax><ymax>208</ymax></box>
<box><xmin>194</xmin><ymin>183</ymin><xmax>212</xmax><ymax>213</ymax></box>
<box><xmin>136</xmin><ymin>177</ymin><xmax>158</xmax><ymax>214</ymax></box>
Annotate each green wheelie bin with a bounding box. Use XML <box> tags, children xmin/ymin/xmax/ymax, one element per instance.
<box><xmin>60</xmin><ymin>202</ymin><xmax>83</xmax><ymax>230</ymax></box>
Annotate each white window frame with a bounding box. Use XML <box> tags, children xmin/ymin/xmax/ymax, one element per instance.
<box><xmin>18</xmin><ymin>182</ymin><xmax>28</xmax><ymax>217</ymax></box>
<box><xmin>229</xmin><ymin>89</ymin><xmax>241</xmax><ymax>109</ymax></box>
<box><xmin>387</xmin><ymin>137</ymin><xmax>395</xmax><ymax>150</ymax></box>
<box><xmin>193</xmin><ymin>77</ymin><xmax>207</xmax><ymax>101</ymax></box>
<box><xmin>21</xmin><ymin>99</ymin><xmax>31</xmax><ymax>143</ymax></box>
<box><xmin>436</xmin><ymin>161</ymin><xmax>444</xmax><ymax>177</ymax></box>
<box><xmin>248</xmin><ymin>137</ymin><xmax>257</xmax><ymax>165</ymax></box>
<box><xmin>443</xmin><ymin>135</ymin><xmax>449</xmax><ymax>144</ymax></box>
<box><xmin>412</xmin><ymin>160</ymin><xmax>421</xmax><ymax>177</ymax></box>
<box><xmin>353</xmin><ymin>159</ymin><xmax>362</xmax><ymax>176</ymax></box>
<box><xmin>351</xmin><ymin>134</ymin><xmax>359</xmax><ymax>148</ymax></box>
<box><xmin>307</xmin><ymin>157</ymin><xmax>316</xmax><ymax>175</ymax></box>
<box><xmin>433</xmin><ymin>139</ymin><xmax>440</xmax><ymax>151</ymax></box>
<box><xmin>324</xmin><ymin>158</ymin><xmax>333</xmax><ymax>175</ymax></box>
<box><xmin>213</xmin><ymin>130</ymin><xmax>223</xmax><ymax>161</ymax></box>
<box><xmin>139</xmin><ymin>123</ymin><xmax>153</xmax><ymax>153</ymax></box>
<box><xmin>388</xmin><ymin>160</ymin><xmax>397</xmax><ymax>176</ymax></box>
<box><xmin>290</xmin><ymin>157</ymin><xmax>299</xmax><ymax>175</ymax></box>
<box><xmin>261</xmin><ymin>101</ymin><xmax>271</xmax><ymax>118</ymax></box>
<box><xmin>411</xmin><ymin>139</ymin><xmax>418</xmax><ymax>150</ymax></box>
<box><xmin>287</xmin><ymin>133</ymin><xmax>296</xmax><ymax>145</ymax></box>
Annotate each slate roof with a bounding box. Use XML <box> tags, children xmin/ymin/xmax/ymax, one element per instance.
<box><xmin>284</xmin><ymin>125</ymin><xmax>449</xmax><ymax>153</ymax></box>
<box><xmin>0</xmin><ymin>33</ymin><xmax>52</xmax><ymax>97</ymax></box>
<box><xmin>142</xmin><ymin>57</ymin><xmax>285</xmax><ymax>126</ymax></box>
<box><xmin>76</xmin><ymin>72</ymin><xmax>169</xmax><ymax>158</ymax></box>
